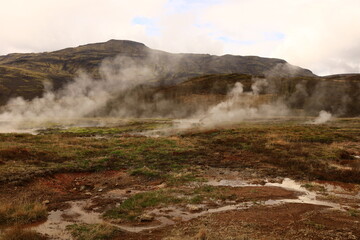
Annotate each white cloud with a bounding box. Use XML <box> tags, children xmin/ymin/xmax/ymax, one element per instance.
<box><xmin>0</xmin><ymin>0</ymin><xmax>167</xmax><ymax>53</ymax></box>
<box><xmin>201</xmin><ymin>0</ymin><xmax>360</xmax><ymax>75</ymax></box>
<box><xmin>0</xmin><ymin>0</ymin><xmax>359</xmax><ymax>75</ymax></box>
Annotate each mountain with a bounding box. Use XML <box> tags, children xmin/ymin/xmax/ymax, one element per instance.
<box><xmin>1</xmin><ymin>40</ymin><xmax>359</xmax><ymax>117</ymax></box>
<box><xmin>0</xmin><ymin>40</ymin><xmax>315</xmax><ymax>105</ymax></box>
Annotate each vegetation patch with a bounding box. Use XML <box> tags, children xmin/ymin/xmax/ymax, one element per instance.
<box><xmin>348</xmin><ymin>209</ymin><xmax>360</xmax><ymax>217</ymax></box>
<box><xmin>0</xmin><ymin>200</ymin><xmax>47</xmax><ymax>225</ymax></box>
<box><xmin>129</xmin><ymin>166</ymin><xmax>163</xmax><ymax>179</ymax></box>
<box><xmin>66</xmin><ymin>224</ymin><xmax>119</xmax><ymax>240</ymax></box>
<box><xmin>0</xmin><ymin>227</ymin><xmax>46</xmax><ymax>240</ymax></box>
<box><xmin>0</xmin><ymin>119</ymin><xmax>359</xmax><ymax>185</ymax></box>
<box><xmin>110</xmin><ymin>137</ymin><xmax>196</xmax><ymax>171</ymax></box>
<box><xmin>301</xmin><ymin>183</ymin><xmax>326</xmax><ymax>192</ymax></box>
<box><xmin>103</xmin><ymin>185</ymin><xmax>277</xmax><ymax>221</ymax></box>
<box><xmin>104</xmin><ymin>190</ymin><xmax>182</xmax><ymax>221</ymax></box>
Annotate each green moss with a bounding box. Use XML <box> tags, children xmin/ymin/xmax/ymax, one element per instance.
<box><xmin>130</xmin><ymin>167</ymin><xmax>162</xmax><ymax>179</ymax></box>
<box><xmin>66</xmin><ymin>224</ymin><xmax>119</xmax><ymax>240</ymax></box>
<box><xmin>348</xmin><ymin>209</ymin><xmax>360</xmax><ymax>217</ymax></box>
<box><xmin>103</xmin><ymin>190</ymin><xmax>182</xmax><ymax>220</ymax></box>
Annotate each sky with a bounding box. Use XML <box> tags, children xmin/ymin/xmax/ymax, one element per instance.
<box><xmin>0</xmin><ymin>0</ymin><xmax>359</xmax><ymax>75</ymax></box>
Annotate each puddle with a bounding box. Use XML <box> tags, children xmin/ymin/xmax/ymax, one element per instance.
<box><xmin>148</xmin><ymin>202</ymin><xmax>258</xmax><ymax>223</ymax></box>
<box><xmin>29</xmin><ymin>177</ymin><xmax>358</xmax><ymax>238</ymax></box>
<box><xmin>265</xmin><ymin>178</ymin><xmax>343</xmax><ymax>208</ymax></box>
<box><xmin>31</xmin><ymin>200</ymin><xmax>102</xmax><ymax>240</ymax></box>
<box><xmin>30</xmin><ymin>199</ymin><xmax>175</xmax><ymax>239</ymax></box>
<box><xmin>206</xmin><ymin>179</ymin><xmax>259</xmax><ymax>187</ymax></box>
<box><xmin>207</xmin><ymin>177</ymin><xmax>345</xmax><ymax>209</ymax></box>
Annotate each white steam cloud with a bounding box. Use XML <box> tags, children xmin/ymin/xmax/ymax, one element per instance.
<box><xmin>174</xmin><ymin>78</ymin><xmax>290</xmax><ymax>131</ymax></box>
<box><xmin>311</xmin><ymin>110</ymin><xmax>332</xmax><ymax>124</ymax></box>
<box><xmin>0</xmin><ymin>56</ymin><xmax>156</xmax><ymax>132</ymax></box>
<box><xmin>0</xmin><ymin>60</ymin><xmax>342</xmax><ymax>134</ymax></box>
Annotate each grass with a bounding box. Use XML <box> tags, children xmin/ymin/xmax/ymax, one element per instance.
<box><xmin>104</xmin><ymin>190</ymin><xmax>182</xmax><ymax>221</ymax></box>
<box><xmin>301</xmin><ymin>183</ymin><xmax>326</xmax><ymax>192</ymax></box>
<box><xmin>129</xmin><ymin>166</ymin><xmax>162</xmax><ymax>179</ymax></box>
<box><xmin>66</xmin><ymin>224</ymin><xmax>119</xmax><ymax>240</ymax></box>
<box><xmin>0</xmin><ymin>118</ymin><xmax>359</xmax><ymax>185</ymax></box>
<box><xmin>165</xmin><ymin>171</ymin><xmax>201</xmax><ymax>186</ymax></box>
<box><xmin>109</xmin><ymin>137</ymin><xmax>195</xmax><ymax>170</ymax></box>
<box><xmin>0</xmin><ymin>227</ymin><xmax>46</xmax><ymax>240</ymax></box>
<box><xmin>55</xmin><ymin>120</ymin><xmax>171</xmax><ymax>136</ymax></box>
<box><xmin>304</xmin><ymin>220</ymin><xmax>326</xmax><ymax>230</ymax></box>
<box><xmin>0</xmin><ymin>200</ymin><xmax>47</xmax><ymax>225</ymax></box>
<box><xmin>103</xmin><ymin>185</ymin><xmax>253</xmax><ymax>221</ymax></box>
<box><xmin>348</xmin><ymin>209</ymin><xmax>360</xmax><ymax>217</ymax></box>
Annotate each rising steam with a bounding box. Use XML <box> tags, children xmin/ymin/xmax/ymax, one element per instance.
<box><xmin>0</xmin><ymin>56</ymin><xmax>156</xmax><ymax>132</ymax></box>
<box><xmin>311</xmin><ymin>110</ymin><xmax>332</xmax><ymax>124</ymax></box>
<box><xmin>0</xmin><ymin>57</ymin><xmax>356</xmax><ymax>133</ymax></box>
<box><xmin>194</xmin><ymin>80</ymin><xmax>289</xmax><ymax>128</ymax></box>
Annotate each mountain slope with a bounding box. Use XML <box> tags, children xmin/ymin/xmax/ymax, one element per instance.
<box><xmin>0</xmin><ymin>39</ymin><xmax>315</xmax><ymax>105</ymax></box>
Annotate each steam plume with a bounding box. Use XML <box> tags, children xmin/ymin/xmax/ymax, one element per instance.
<box><xmin>311</xmin><ymin>110</ymin><xmax>332</xmax><ymax>124</ymax></box>
<box><xmin>0</xmin><ymin>56</ymin><xmax>156</xmax><ymax>132</ymax></box>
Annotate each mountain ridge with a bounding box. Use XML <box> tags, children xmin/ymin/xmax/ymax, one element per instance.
<box><xmin>1</xmin><ymin>39</ymin><xmax>359</xmax><ymax>118</ymax></box>
<box><xmin>0</xmin><ymin>39</ymin><xmax>316</xmax><ymax>105</ymax></box>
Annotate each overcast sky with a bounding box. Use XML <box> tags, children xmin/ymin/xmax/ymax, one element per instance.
<box><xmin>1</xmin><ymin>0</ymin><xmax>359</xmax><ymax>75</ymax></box>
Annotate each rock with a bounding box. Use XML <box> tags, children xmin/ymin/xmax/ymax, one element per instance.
<box><xmin>98</xmin><ymin>188</ymin><xmax>103</xmax><ymax>192</ymax></box>
<box><xmin>138</xmin><ymin>214</ymin><xmax>154</xmax><ymax>222</ymax></box>
<box><xmin>85</xmin><ymin>192</ymin><xmax>92</xmax><ymax>196</ymax></box>
<box><xmin>42</xmin><ymin>200</ymin><xmax>50</xmax><ymax>205</ymax></box>
<box><xmin>186</xmin><ymin>204</ymin><xmax>202</xmax><ymax>212</ymax></box>
<box><xmin>172</xmin><ymin>217</ymin><xmax>183</xmax><ymax>222</ymax></box>
<box><xmin>156</xmin><ymin>183</ymin><xmax>167</xmax><ymax>189</ymax></box>
<box><xmin>224</xmin><ymin>200</ymin><xmax>237</xmax><ymax>204</ymax></box>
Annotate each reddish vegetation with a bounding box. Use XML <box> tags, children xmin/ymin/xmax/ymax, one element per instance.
<box><xmin>0</xmin><ymin>147</ymin><xmax>35</xmax><ymax>161</ymax></box>
<box><xmin>0</xmin><ymin>147</ymin><xmax>67</xmax><ymax>163</ymax></box>
<box><xmin>117</xmin><ymin>203</ymin><xmax>359</xmax><ymax>240</ymax></box>
<box><xmin>225</xmin><ymin>186</ymin><xmax>298</xmax><ymax>201</ymax></box>
<box><xmin>0</xmin><ymin>171</ymin><xmax>139</xmax><ymax>211</ymax></box>
<box><xmin>315</xmin><ymin>180</ymin><xmax>357</xmax><ymax>192</ymax></box>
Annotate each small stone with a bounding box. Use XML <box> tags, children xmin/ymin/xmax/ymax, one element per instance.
<box><xmin>85</xmin><ymin>192</ymin><xmax>92</xmax><ymax>196</ymax></box>
<box><xmin>186</xmin><ymin>204</ymin><xmax>202</xmax><ymax>212</ymax></box>
<box><xmin>138</xmin><ymin>214</ymin><xmax>154</xmax><ymax>222</ymax></box>
<box><xmin>172</xmin><ymin>217</ymin><xmax>183</xmax><ymax>222</ymax></box>
<box><xmin>42</xmin><ymin>200</ymin><xmax>50</xmax><ymax>205</ymax></box>
<box><xmin>98</xmin><ymin>188</ymin><xmax>103</xmax><ymax>192</ymax></box>
<box><xmin>79</xmin><ymin>185</ymin><xmax>86</xmax><ymax>191</ymax></box>
<box><xmin>224</xmin><ymin>200</ymin><xmax>236</xmax><ymax>204</ymax></box>
<box><xmin>156</xmin><ymin>183</ymin><xmax>167</xmax><ymax>189</ymax></box>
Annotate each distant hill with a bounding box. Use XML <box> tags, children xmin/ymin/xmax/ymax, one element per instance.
<box><xmin>0</xmin><ymin>40</ymin><xmax>359</xmax><ymax>117</ymax></box>
<box><xmin>100</xmin><ymin>73</ymin><xmax>360</xmax><ymax>118</ymax></box>
<box><xmin>0</xmin><ymin>39</ymin><xmax>315</xmax><ymax>105</ymax></box>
